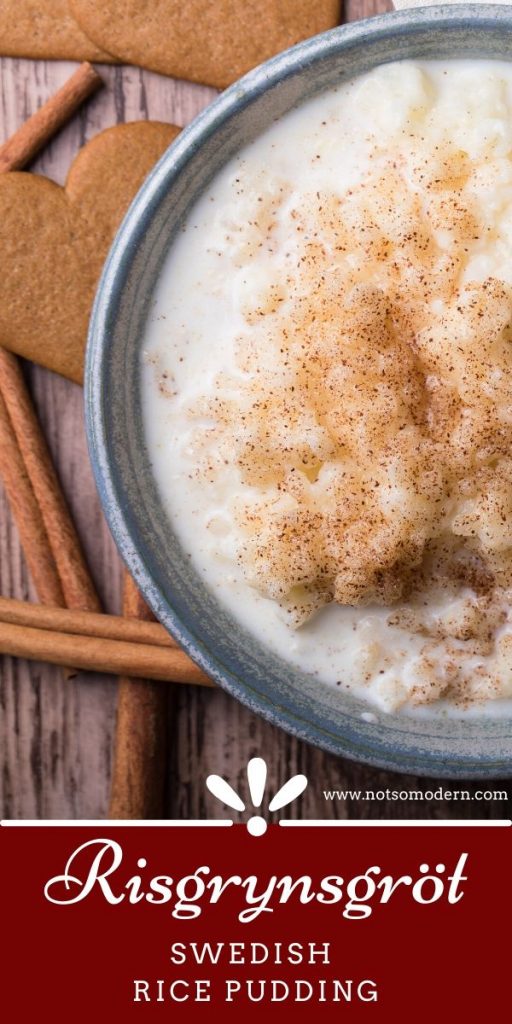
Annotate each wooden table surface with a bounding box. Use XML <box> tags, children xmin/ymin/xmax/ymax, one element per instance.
<box><xmin>1</xmin><ymin>1</ymin><xmax>510</xmax><ymax>821</ymax></box>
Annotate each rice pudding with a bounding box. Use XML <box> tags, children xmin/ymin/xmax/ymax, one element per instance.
<box><xmin>142</xmin><ymin>60</ymin><xmax>512</xmax><ymax>714</ymax></box>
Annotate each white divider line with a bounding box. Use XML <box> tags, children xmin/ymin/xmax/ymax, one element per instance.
<box><xmin>279</xmin><ymin>819</ymin><xmax>511</xmax><ymax>827</ymax></box>
<box><xmin>1</xmin><ymin>819</ymin><xmax>233</xmax><ymax>827</ymax></box>
<box><xmin>2</xmin><ymin>818</ymin><xmax>510</xmax><ymax>827</ymax></box>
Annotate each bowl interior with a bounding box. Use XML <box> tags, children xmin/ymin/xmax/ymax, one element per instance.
<box><xmin>86</xmin><ymin>6</ymin><xmax>512</xmax><ymax>777</ymax></box>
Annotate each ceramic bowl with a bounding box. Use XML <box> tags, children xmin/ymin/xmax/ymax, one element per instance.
<box><xmin>86</xmin><ymin>5</ymin><xmax>512</xmax><ymax>777</ymax></box>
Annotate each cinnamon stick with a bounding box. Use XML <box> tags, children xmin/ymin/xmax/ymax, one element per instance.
<box><xmin>0</xmin><ymin>391</ymin><xmax>64</xmax><ymax>606</ymax></box>
<box><xmin>0</xmin><ymin>350</ymin><xmax>101</xmax><ymax>612</ymax></box>
<box><xmin>0</xmin><ymin>618</ymin><xmax>213</xmax><ymax>686</ymax></box>
<box><xmin>109</xmin><ymin>575</ymin><xmax>172</xmax><ymax>819</ymax></box>
<box><xmin>0</xmin><ymin>63</ymin><xmax>103</xmax><ymax>173</ymax></box>
<box><xmin>0</xmin><ymin>595</ymin><xmax>177</xmax><ymax>647</ymax></box>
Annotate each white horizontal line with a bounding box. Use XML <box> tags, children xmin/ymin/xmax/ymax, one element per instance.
<box><xmin>279</xmin><ymin>819</ymin><xmax>511</xmax><ymax>827</ymax></box>
<box><xmin>1</xmin><ymin>819</ymin><xmax>233</xmax><ymax>827</ymax></box>
<box><xmin>2</xmin><ymin>818</ymin><xmax>509</xmax><ymax>828</ymax></box>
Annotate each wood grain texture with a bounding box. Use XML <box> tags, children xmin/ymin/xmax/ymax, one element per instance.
<box><xmin>345</xmin><ymin>0</ymin><xmax>393</xmax><ymax>20</ymax></box>
<box><xmin>0</xmin><ymin>2</ymin><xmax>510</xmax><ymax>820</ymax></box>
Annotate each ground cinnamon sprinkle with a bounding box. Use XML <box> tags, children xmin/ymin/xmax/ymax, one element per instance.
<box><xmin>193</xmin><ymin>151</ymin><xmax>512</xmax><ymax>637</ymax></box>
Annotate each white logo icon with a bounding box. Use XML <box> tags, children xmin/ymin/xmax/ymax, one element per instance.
<box><xmin>206</xmin><ymin>757</ymin><xmax>308</xmax><ymax>836</ymax></box>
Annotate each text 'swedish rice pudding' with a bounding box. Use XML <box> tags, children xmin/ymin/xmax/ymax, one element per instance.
<box><xmin>142</xmin><ymin>61</ymin><xmax>512</xmax><ymax>715</ymax></box>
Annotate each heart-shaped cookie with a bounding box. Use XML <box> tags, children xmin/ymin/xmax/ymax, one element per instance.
<box><xmin>0</xmin><ymin>0</ymin><xmax>116</xmax><ymax>63</ymax></box>
<box><xmin>0</xmin><ymin>121</ymin><xmax>178</xmax><ymax>383</ymax></box>
<box><xmin>68</xmin><ymin>0</ymin><xmax>342</xmax><ymax>88</ymax></box>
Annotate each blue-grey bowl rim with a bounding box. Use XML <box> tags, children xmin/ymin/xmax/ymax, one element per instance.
<box><xmin>86</xmin><ymin>4</ymin><xmax>512</xmax><ymax>780</ymax></box>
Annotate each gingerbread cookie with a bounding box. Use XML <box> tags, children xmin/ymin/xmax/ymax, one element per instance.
<box><xmin>68</xmin><ymin>0</ymin><xmax>342</xmax><ymax>88</ymax></box>
<box><xmin>0</xmin><ymin>121</ymin><xmax>178</xmax><ymax>383</ymax></box>
<box><xmin>0</xmin><ymin>0</ymin><xmax>116</xmax><ymax>63</ymax></box>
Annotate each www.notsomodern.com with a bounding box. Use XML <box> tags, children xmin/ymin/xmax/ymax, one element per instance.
<box><xmin>323</xmin><ymin>788</ymin><xmax>509</xmax><ymax>803</ymax></box>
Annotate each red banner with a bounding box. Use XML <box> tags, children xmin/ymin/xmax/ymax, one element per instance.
<box><xmin>1</xmin><ymin>822</ymin><xmax>509</xmax><ymax>1020</ymax></box>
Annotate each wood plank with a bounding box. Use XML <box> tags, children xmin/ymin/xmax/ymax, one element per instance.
<box><xmin>345</xmin><ymin>0</ymin><xmax>393</xmax><ymax>20</ymax></box>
